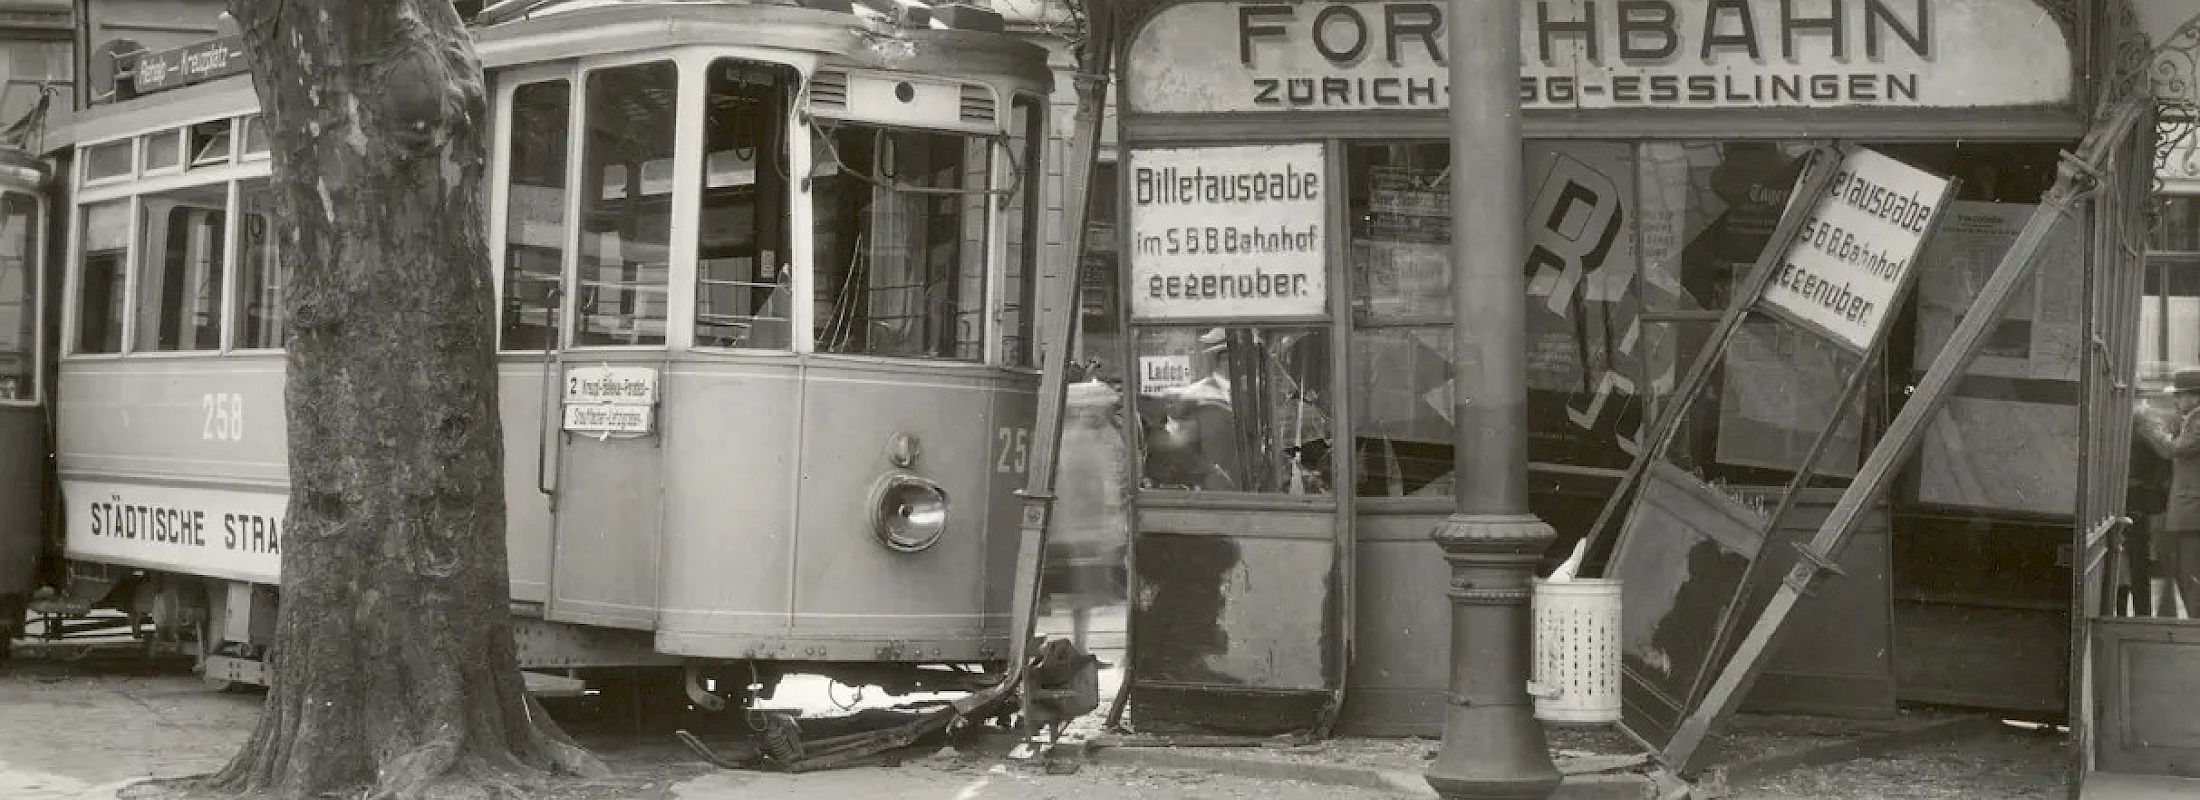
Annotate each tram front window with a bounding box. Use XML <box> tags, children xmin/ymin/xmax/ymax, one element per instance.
<box><xmin>811</xmin><ymin>122</ymin><xmax>989</xmax><ymax>361</ymax></box>
<box><xmin>134</xmin><ymin>185</ymin><xmax>227</xmax><ymax>352</ymax></box>
<box><xmin>0</xmin><ymin>194</ymin><xmax>36</xmax><ymax>399</ymax></box>
<box><xmin>576</xmin><ymin>61</ymin><xmax>675</xmax><ymax>347</ymax></box>
<box><xmin>694</xmin><ymin>58</ymin><xmax>796</xmax><ymax>350</ymax></box>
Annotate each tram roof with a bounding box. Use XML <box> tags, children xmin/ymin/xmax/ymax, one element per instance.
<box><xmin>49</xmin><ymin>0</ymin><xmax>1049</xmax><ymax>155</ymax></box>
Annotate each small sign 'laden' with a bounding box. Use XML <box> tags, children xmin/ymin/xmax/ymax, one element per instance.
<box><xmin>1760</xmin><ymin>147</ymin><xmax>1952</xmax><ymax>352</ymax></box>
<box><xmin>1127</xmin><ymin>143</ymin><xmax>1328</xmax><ymax>320</ymax></box>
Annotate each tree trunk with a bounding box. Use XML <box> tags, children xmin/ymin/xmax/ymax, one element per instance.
<box><xmin>203</xmin><ymin>2</ymin><xmax>604</xmax><ymax>798</ymax></box>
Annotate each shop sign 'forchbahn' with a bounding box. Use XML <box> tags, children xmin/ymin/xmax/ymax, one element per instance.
<box><xmin>1126</xmin><ymin>0</ymin><xmax>2075</xmax><ymax>114</ymax></box>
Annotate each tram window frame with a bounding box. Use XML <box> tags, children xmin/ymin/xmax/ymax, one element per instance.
<box><xmin>240</xmin><ymin>115</ymin><xmax>269</xmax><ymax>161</ymax></box>
<box><xmin>228</xmin><ymin>179</ymin><xmax>285</xmax><ymax>351</ymax></box>
<box><xmin>0</xmin><ymin>192</ymin><xmax>41</xmax><ymax>404</ymax></box>
<box><xmin>132</xmin><ymin>183</ymin><xmax>229</xmax><ymax>353</ymax></box>
<box><xmin>81</xmin><ymin>139</ymin><xmax>132</xmax><ymax>186</ymax></box>
<box><xmin>142</xmin><ymin>129</ymin><xmax>184</xmax><ymax>174</ymax></box>
<box><xmin>72</xmin><ymin>200</ymin><xmax>131</xmax><ymax>356</ymax></box>
<box><xmin>691</xmin><ymin>57</ymin><xmax>798</xmax><ymax>351</ymax></box>
<box><xmin>572</xmin><ymin>59</ymin><xmax>679</xmax><ymax>349</ymax></box>
<box><xmin>808</xmin><ymin>119</ymin><xmax>994</xmax><ymax>363</ymax></box>
<box><xmin>189</xmin><ymin>120</ymin><xmax>234</xmax><ymax>169</ymax></box>
<box><xmin>998</xmin><ymin>93</ymin><xmax>1043</xmax><ymax>369</ymax></box>
<box><xmin>497</xmin><ymin>77</ymin><xmax>574</xmax><ymax>353</ymax></box>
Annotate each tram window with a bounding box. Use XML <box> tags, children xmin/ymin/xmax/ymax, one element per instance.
<box><xmin>189</xmin><ymin>121</ymin><xmax>232</xmax><ymax>168</ymax></box>
<box><xmin>575</xmin><ymin>62</ymin><xmax>674</xmax><ymax>347</ymax></box>
<box><xmin>241</xmin><ymin>115</ymin><xmax>269</xmax><ymax>159</ymax></box>
<box><xmin>83</xmin><ymin>140</ymin><xmax>130</xmax><ymax>183</ymax></box>
<box><xmin>0</xmin><ymin>194</ymin><xmax>36</xmax><ymax>400</ymax></box>
<box><xmin>693</xmin><ymin>58</ymin><xmax>796</xmax><ymax>350</ymax></box>
<box><xmin>811</xmin><ymin>122</ymin><xmax>990</xmax><ymax>361</ymax></box>
<box><xmin>501</xmin><ymin>80</ymin><xmax>570</xmax><ymax>351</ymax></box>
<box><xmin>232</xmin><ymin>179</ymin><xmax>285</xmax><ymax>349</ymax></box>
<box><xmin>75</xmin><ymin>201</ymin><xmax>128</xmax><ymax>354</ymax></box>
<box><xmin>134</xmin><ymin>185</ymin><xmax>227</xmax><ymax>352</ymax></box>
<box><xmin>999</xmin><ymin>95</ymin><xmax>1042</xmax><ymax>367</ymax></box>
<box><xmin>143</xmin><ymin>129</ymin><xmax>182</xmax><ymax>172</ymax></box>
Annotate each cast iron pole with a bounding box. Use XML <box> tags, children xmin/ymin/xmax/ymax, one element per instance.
<box><xmin>1423</xmin><ymin>1</ymin><xmax>1561</xmax><ymax>798</ymax></box>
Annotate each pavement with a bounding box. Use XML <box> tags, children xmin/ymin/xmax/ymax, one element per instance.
<box><xmin>1</xmin><ymin>604</ymin><xmax>2053</xmax><ymax>800</ymax></box>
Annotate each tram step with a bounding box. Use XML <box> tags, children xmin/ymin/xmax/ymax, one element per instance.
<box><xmin>523</xmin><ymin>670</ymin><xmax>587</xmax><ymax>698</ymax></box>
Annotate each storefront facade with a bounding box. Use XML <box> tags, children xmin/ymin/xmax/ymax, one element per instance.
<box><xmin>1109</xmin><ymin>0</ymin><xmax>2138</xmax><ymax>737</ymax></box>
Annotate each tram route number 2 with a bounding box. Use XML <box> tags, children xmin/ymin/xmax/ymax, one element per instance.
<box><xmin>202</xmin><ymin>393</ymin><xmax>244</xmax><ymax>441</ymax></box>
<box><xmin>995</xmin><ymin>426</ymin><xmax>1030</xmax><ymax>474</ymax></box>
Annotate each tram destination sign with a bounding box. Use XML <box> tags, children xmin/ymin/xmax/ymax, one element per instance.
<box><xmin>561</xmin><ymin>365</ymin><xmax>659</xmax><ymax>436</ymax></box>
<box><xmin>1127</xmin><ymin>143</ymin><xmax>1327</xmax><ymax>320</ymax></box>
<box><xmin>1758</xmin><ymin>146</ymin><xmax>1951</xmax><ymax>352</ymax></box>
<box><xmin>130</xmin><ymin>36</ymin><xmax>250</xmax><ymax>95</ymax></box>
<box><xmin>1125</xmin><ymin>0</ymin><xmax>2075</xmax><ymax>114</ymax></box>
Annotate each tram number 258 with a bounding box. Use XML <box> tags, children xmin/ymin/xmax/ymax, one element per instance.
<box><xmin>995</xmin><ymin>426</ymin><xmax>1030</xmax><ymax>474</ymax></box>
<box><xmin>202</xmin><ymin>393</ymin><xmax>245</xmax><ymax>441</ymax></box>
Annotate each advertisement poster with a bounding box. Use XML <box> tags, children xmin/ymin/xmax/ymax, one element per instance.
<box><xmin>1519</xmin><ymin>142</ymin><xmax>1646</xmax><ymax>470</ymax></box>
<box><xmin>1127</xmin><ymin>143</ymin><xmax>1328</xmax><ymax>320</ymax></box>
<box><xmin>1911</xmin><ymin>202</ymin><xmax>2086</xmax><ymax>514</ymax></box>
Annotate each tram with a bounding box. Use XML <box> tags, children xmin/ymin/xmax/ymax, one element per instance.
<box><xmin>29</xmin><ymin>0</ymin><xmax>1060</xmax><ymax>709</ymax></box>
<box><xmin>0</xmin><ymin>148</ymin><xmax>46</xmax><ymax>652</ymax></box>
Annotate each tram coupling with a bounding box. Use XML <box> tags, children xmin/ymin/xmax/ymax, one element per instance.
<box><xmin>673</xmin><ymin>636</ymin><xmax>1101</xmax><ymax>774</ymax></box>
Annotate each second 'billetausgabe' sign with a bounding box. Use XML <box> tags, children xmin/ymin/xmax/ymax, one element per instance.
<box><xmin>1127</xmin><ymin>143</ymin><xmax>1328</xmax><ymax>319</ymax></box>
<box><xmin>1760</xmin><ymin>146</ymin><xmax>1951</xmax><ymax>352</ymax></box>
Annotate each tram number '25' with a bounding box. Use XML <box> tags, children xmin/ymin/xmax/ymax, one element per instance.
<box><xmin>202</xmin><ymin>393</ymin><xmax>244</xmax><ymax>441</ymax></box>
<box><xmin>995</xmin><ymin>426</ymin><xmax>1030</xmax><ymax>474</ymax></box>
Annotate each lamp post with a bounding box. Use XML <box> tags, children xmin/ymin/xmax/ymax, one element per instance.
<box><xmin>1422</xmin><ymin>1</ymin><xmax>1561</xmax><ymax>798</ymax></box>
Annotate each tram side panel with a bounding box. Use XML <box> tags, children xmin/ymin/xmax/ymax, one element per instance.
<box><xmin>652</xmin><ymin>359</ymin><xmax>803</xmax><ymax>657</ymax></box>
<box><xmin>57</xmin><ymin>357</ymin><xmax>289</xmax><ymax>587</ymax></box>
<box><xmin>497</xmin><ymin>359</ymin><xmax>552</xmax><ymax>605</ymax></box>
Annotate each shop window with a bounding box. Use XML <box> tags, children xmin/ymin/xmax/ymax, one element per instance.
<box><xmin>998</xmin><ymin>95</ymin><xmax>1043</xmax><ymax>368</ymax></box>
<box><xmin>692</xmin><ymin>59</ymin><xmax>795</xmax><ymax>350</ymax></box>
<box><xmin>0</xmin><ymin>194</ymin><xmax>36</xmax><ymax>400</ymax></box>
<box><xmin>83</xmin><ymin>140</ymin><xmax>130</xmax><ymax>183</ymax></box>
<box><xmin>1351</xmin><ymin>327</ymin><xmax>1451</xmax><ymax>497</ymax></box>
<box><xmin>575</xmin><ymin>61</ymin><xmax>675</xmax><ymax>347</ymax></box>
<box><xmin>231</xmin><ymin>179</ymin><xmax>284</xmax><ymax>349</ymax></box>
<box><xmin>75</xmin><ymin>202</ymin><xmax>128</xmax><ymax>354</ymax></box>
<box><xmin>133</xmin><ymin>185</ymin><xmax>227</xmax><ymax>352</ymax></box>
<box><xmin>143</xmin><ymin>129</ymin><xmax>182</xmax><ymax>172</ymax></box>
<box><xmin>500</xmin><ymin>79</ymin><xmax>570</xmax><ymax>351</ymax></box>
<box><xmin>811</xmin><ymin>121</ymin><xmax>989</xmax><ymax>361</ymax></box>
<box><xmin>1134</xmin><ymin>326</ymin><xmax>1331</xmax><ymax>494</ymax></box>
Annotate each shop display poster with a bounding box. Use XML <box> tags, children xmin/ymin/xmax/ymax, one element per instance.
<box><xmin>1126</xmin><ymin>143</ymin><xmax>1327</xmax><ymax>320</ymax></box>
<box><xmin>1759</xmin><ymin>147</ymin><xmax>1951</xmax><ymax>352</ymax></box>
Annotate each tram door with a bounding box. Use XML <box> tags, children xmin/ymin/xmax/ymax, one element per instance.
<box><xmin>1120</xmin><ymin>143</ymin><xmax>1351</xmax><ymax>731</ymax></box>
<box><xmin>537</xmin><ymin>60</ymin><xmax>680</xmax><ymax>630</ymax></box>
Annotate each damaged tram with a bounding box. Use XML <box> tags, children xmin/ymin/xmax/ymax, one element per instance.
<box><xmin>31</xmin><ymin>0</ymin><xmax>1058</xmax><ymax>713</ymax></box>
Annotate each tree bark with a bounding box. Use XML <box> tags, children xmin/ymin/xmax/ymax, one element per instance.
<box><xmin>203</xmin><ymin>2</ymin><xmax>604</xmax><ymax>798</ymax></box>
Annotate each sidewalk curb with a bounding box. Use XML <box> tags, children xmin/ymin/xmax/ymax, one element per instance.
<box><xmin>1083</xmin><ymin>744</ymin><xmax>1664</xmax><ymax>799</ymax></box>
<box><xmin>1717</xmin><ymin>714</ymin><xmax>2006</xmax><ymax>786</ymax></box>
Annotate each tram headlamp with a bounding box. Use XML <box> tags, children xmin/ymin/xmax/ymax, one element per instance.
<box><xmin>871</xmin><ymin>474</ymin><xmax>949</xmax><ymax>553</ymax></box>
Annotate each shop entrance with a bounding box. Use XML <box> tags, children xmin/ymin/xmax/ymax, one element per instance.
<box><xmin>1119</xmin><ymin>142</ymin><xmax>1351</xmax><ymax>732</ymax></box>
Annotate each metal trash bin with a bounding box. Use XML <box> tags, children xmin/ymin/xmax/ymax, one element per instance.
<box><xmin>1528</xmin><ymin>578</ymin><xmax>1622</xmax><ymax>724</ymax></box>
